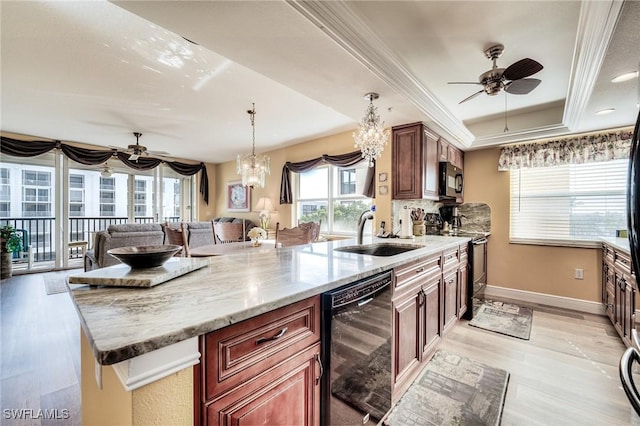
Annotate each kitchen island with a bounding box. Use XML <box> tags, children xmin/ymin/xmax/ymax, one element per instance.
<box><xmin>69</xmin><ymin>235</ymin><xmax>470</xmax><ymax>425</ymax></box>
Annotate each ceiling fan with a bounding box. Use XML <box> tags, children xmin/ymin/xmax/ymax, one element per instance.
<box><xmin>449</xmin><ymin>44</ymin><xmax>544</xmax><ymax>104</ymax></box>
<box><xmin>111</xmin><ymin>132</ymin><xmax>170</xmax><ymax>161</ymax></box>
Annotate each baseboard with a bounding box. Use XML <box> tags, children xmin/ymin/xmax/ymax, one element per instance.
<box><xmin>483</xmin><ymin>285</ymin><xmax>606</xmax><ymax>316</ymax></box>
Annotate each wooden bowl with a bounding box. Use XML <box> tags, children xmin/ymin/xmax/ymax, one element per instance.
<box><xmin>107</xmin><ymin>245</ymin><xmax>181</xmax><ymax>269</ymax></box>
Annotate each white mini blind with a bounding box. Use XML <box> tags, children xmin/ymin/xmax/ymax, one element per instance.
<box><xmin>510</xmin><ymin>159</ymin><xmax>628</xmax><ymax>246</ymax></box>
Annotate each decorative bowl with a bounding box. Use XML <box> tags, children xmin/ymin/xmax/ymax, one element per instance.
<box><xmin>107</xmin><ymin>245</ymin><xmax>182</xmax><ymax>269</ymax></box>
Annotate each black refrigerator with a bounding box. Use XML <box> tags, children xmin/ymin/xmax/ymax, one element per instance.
<box><xmin>628</xmin><ymin>110</ymin><xmax>640</xmax><ymax>284</ymax></box>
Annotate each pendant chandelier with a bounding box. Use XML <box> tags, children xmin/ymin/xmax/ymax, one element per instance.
<box><xmin>353</xmin><ymin>92</ymin><xmax>389</xmax><ymax>167</ymax></box>
<box><xmin>237</xmin><ymin>103</ymin><xmax>270</xmax><ymax>188</ymax></box>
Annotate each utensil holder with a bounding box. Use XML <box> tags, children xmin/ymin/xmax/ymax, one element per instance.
<box><xmin>413</xmin><ymin>221</ymin><xmax>426</xmax><ymax>236</ymax></box>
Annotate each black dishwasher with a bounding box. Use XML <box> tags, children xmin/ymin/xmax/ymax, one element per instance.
<box><xmin>321</xmin><ymin>270</ymin><xmax>393</xmax><ymax>425</ymax></box>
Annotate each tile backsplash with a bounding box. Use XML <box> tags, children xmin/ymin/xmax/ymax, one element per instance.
<box><xmin>390</xmin><ymin>200</ymin><xmax>442</xmax><ymax>235</ymax></box>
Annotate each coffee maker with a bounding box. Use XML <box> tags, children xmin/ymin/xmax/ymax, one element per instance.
<box><xmin>439</xmin><ymin>205</ymin><xmax>462</xmax><ymax>233</ymax></box>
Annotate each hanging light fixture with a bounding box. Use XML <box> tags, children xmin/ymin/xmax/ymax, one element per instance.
<box><xmin>237</xmin><ymin>103</ymin><xmax>270</xmax><ymax>188</ymax></box>
<box><xmin>353</xmin><ymin>92</ymin><xmax>389</xmax><ymax>167</ymax></box>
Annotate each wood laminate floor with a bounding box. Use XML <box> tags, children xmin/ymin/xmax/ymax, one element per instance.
<box><xmin>1</xmin><ymin>271</ymin><xmax>639</xmax><ymax>425</ymax></box>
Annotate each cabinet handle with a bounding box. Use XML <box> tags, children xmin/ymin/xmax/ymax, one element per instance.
<box><xmin>418</xmin><ymin>290</ymin><xmax>425</xmax><ymax>306</ymax></box>
<box><xmin>255</xmin><ymin>327</ymin><xmax>288</xmax><ymax>345</ymax></box>
<box><xmin>315</xmin><ymin>353</ymin><xmax>323</xmax><ymax>385</ymax></box>
<box><xmin>415</xmin><ymin>267</ymin><xmax>424</xmax><ymax>273</ymax></box>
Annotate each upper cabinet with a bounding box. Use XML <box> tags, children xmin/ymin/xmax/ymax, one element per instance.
<box><xmin>392</xmin><ymin>122</ymin><xmax>463</xmax><ymax>201</ymax></box>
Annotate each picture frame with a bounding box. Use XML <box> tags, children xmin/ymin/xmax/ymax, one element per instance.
<box><xmin>378</xmin><ymin>172</ymin><xmax>388</xmax><ymax>182</ymax></box>
<box><xmin>379</xmin><ymin>185</ymin><xmax>388</xmax><ymax>195</ymax></box>
<box><xmin>227</xmin><ymin>181</ymin><xmax>250</xmax><ymax>212</ymax></box>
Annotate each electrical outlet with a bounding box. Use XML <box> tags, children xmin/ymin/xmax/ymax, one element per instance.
<box><xmin>575</xmin><ymin>268</ymin><xmax>584</xmax><ymax>280</ymax></box>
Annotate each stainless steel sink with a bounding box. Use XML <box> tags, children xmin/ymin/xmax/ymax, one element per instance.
<box><xmin>334</xmin><ymin>243</ymin><xmax>422</xmax><ymax>257</ymax></box>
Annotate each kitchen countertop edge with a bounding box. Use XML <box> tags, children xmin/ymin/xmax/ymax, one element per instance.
<box><xmin>69</xmin><ymin>236</ymin><xmax>471</xmax><ymax>365</ymax></box>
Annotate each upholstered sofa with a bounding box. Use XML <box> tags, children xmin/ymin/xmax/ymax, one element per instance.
<box><xmin>84</xmin><ymin>223</ymin><xmax>165</xmax><ymax>271</ymax></box>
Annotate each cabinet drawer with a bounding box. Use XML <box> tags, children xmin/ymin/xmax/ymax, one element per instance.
<box><xmin>394</xmin><ymin>254</ymin><xmax>441</xmax><ymax>288</ymax></box>
<box><xmin>459</xmin><ymin>244</ymin><xmax>468</xmax><ymax>261</ymax></box>
<box><xmin>442</xmin><ymin>247</ymin><xmax>459</xmax><ymax>270</ymax></box>
<box><xmin>603</xmin><ymin>244</ymin><xmax>615</xmax><ymax>262</ymax></box>
<box><xmin>615</xmin><ymin>251</ymin><xmax>633</xmax><ymax>272</ymax></box>
<box><xmin>203</xmin><ymin>296</ymin><xmax>320</xmax><ymax>401</ymax></box>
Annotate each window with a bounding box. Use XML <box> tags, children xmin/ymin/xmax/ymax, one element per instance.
<box><xmin>100</xmin><ymin>177</ymin><xmax>116</xmax><ymax>216</ymax></box>
<box><xmin>296</xmin><ymin>163</ymin><xmax>372</xmax><ymax>235</ymax></box>
<box><xmin>134</xmin><ymin>179</ymin><xmax>147</xmax><ymax>217</ymax></box>
<box><xmin>0</xmin><ymin>168</ymin><xmax>9</xmax><ymax>217</ymax></box>
<box><xmin>22</xmin><ymin>170</ymin><xmax>51</xmax><ymax>217</ymax></box>
<box><xmin>510</xmin><ymin>159</ymin><xmax>628</xmax><ymax>247</ymax></box>
<box><xmin>69</xmin><ymin>174</ymin><xmax>85</xmax><ymax>216</ymax></box>
<box><xmin>162</xmin><ymin>177</ymin><xmax>181</xmax><ymax>220</ymax></box>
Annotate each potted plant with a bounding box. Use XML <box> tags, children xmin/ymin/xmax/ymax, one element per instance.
<box><xmin>1</xmin><ymin>225</ymin><xmax>23</xmax><ymax>279</ymax></box>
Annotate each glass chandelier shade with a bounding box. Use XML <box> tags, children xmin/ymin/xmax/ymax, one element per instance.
<box><xmin>237</xmin><ymin>103</ymin><xmax>270</xmax><ymax>188</ymax></box>
<box><xmin>353</xmin><ymin>92</ymin><xmax>389</xmax><ymax>167</ymax></box>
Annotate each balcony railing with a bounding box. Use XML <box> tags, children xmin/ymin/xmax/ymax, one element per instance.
<box><xmin>0</xmin><ymin>216</ymin><xmax>180</xmax><ymax>266</ymax></box>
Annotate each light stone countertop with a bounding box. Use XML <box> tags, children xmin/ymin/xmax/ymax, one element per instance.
<box><xmin>601</xmin><ymin>237</ymin><xmax>631</xmax><ymax>254</ymax></box>
<box><xmin>68</xmin><ymin>236</ymin><xmax>470</xmax><ymax>365</ymax></box>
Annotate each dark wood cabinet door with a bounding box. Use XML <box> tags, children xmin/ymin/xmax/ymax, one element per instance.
<box><xmin>442</xmin><ymin>269</ymin><xmax>458</xmax><ymax>333</ymax></box>
<box><xmin>206</xmin><ymin>344</ymin><xmax>321</xmax><ymax>426</ymax></box>
<box><xmin>624</xmin><ymin>283</ymin><xmax>635</xmax><ymax>342</ymax></box>
<box><xmin>420</xmin><ymin>278</ymin><xmax>441</xmax><ymax>359</ymax></box>
<box><xmin>392</xmin><ymin>289</ymin><xmax>421</xmax><ymax>396</ymax></box>
<box><xmin>438</xmin><ymin>138</ymin><xmax>449</xmax><ymax>162</ymax></box>
<box><xmin>392</xmin><ymin>123</ymin><xmax>423</xmax><ymax>199</ymax></box>
<box><xmin>422</xmin><ymin>128</ymin><xmax>439</xmax><ymax>199</ymax></box>
<box><xmin>457</xmin><ymin>261</ymin><xmax>468</xmax><ymax>319</ymax></box>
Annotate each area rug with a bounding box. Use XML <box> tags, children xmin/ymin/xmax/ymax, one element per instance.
<box><xmin>470</xmin><ymin>299</ymin><xmax>533</xmax><ymax>340</ymax></box>
<box><xmin>331</xmin><ymin>339</ymin><xmax>392</xmax><ymax>422</ymax></box>
<box><xmin>44</xmin><ymin>276</ymin><xmax>69</xmax><ymax>295</ymax></box>
<box><xmin>384</xmin><ymin>349</ymin><xmax>509</xmax><ymax>426</ymax></box>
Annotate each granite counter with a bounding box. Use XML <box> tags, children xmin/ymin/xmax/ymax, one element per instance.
<box><xmin>601</xmin><ymin>237</ymin><xmax>631</xmax><ymax>254</ymax></box>
<box><xmin>68</xmin><ymin>236</ymin><xmax>470</xmax><ymax>365</ymax></box>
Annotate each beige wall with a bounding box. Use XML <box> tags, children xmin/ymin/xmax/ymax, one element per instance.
<box><xmin>210</xmin><ymin>129</ymin><xmax>393</xmax><ymax>231</ymax></box>
<box><xmin>464</xmin><ymin>147</ymin><xmax>601</xmax><ymax>302</ymax></box>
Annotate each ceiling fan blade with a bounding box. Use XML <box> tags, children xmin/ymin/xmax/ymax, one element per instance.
<box><xmin>503</xmin><ymin>58</ymin><xmax>543</xmax><ymax>81</ymax></box>
<box><xmin>505</xmin><ymin>78</ymin><xmax>541</xmax><ymax>95</ymax></box>
<box><xmin>448</xmin><ymin>81</ymin><xmax>483</xmax><ymax>85</ymax></box>
<box><xmin>459</xmin><ymin>90</ymin><xmax>485</xmax><ymax>104</ymax></box>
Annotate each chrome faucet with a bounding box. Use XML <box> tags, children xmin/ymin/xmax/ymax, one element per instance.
<box><xmin>357</xmin><ymin>210</ymin><xmax>374</xmax><ymax>245</ymax></box>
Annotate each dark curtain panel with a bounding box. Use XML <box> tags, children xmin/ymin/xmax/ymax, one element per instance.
<box><xmin>0</xmin><ymin>136</ymin><xmax>209</xmax><ymax>204</ymax></box>
<box><xmin>279</xmin><ymin>150</ymin><xmax>375</xmax><ymax>204</ymax></box>
<box><xmin>165</xmin><ymin>161</ymin><xmax>209</xmax><ymax>205</ymax></box>
<box><xmin>0</xmin><ymin>136</ymin><xmax>57</xmax><ymax>157</ymax></box>
<box><xmin>61</xmin><ymin>144</ymin><xmax>115</xmax><ymax>165</ymax></box>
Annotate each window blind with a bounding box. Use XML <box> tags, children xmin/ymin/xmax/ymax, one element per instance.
<box><xmin>510</xmin><ymin>159</ymin><xmax>628</xmax><ymax>246</ymax></box>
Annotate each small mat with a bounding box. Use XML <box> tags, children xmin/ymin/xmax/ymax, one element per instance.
<box><xmin>384</xmin><ymin>349</ymin><xmax>509</xmax><ymax>426</ymax></box>
<box><xmin>470</xmin><ymin>299</ymin><xmax>533</xmax><ymax>340</ymax></box>
<box><xmin>44</xmin><ymin>277</ymin><xmax>69</xmax><ymax>295</ymax></box>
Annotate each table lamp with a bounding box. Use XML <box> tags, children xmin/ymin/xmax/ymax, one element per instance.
<box><xmin>254</xmin><ymin>197</ymin><xmax>275</xmax><ymax>230</ymax></box>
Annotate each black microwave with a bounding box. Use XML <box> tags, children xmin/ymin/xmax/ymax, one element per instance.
<box><xmin>439</xmin><ymin>162</ymin><xmax>464</xmax><ymax>198</ymax></box>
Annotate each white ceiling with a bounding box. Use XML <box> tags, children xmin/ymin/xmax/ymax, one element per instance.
<box><xmin>1</xmin><ymin>1</ymin><xmax>638</xmax><ymax>164</ymax></box>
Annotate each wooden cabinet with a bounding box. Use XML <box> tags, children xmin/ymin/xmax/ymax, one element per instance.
<box><xmin>198</xmin><ymin>296</ymin><xmax>321</xmax><ymax>426</ymax></box>
<box><xmin>458</xmin><ymin>245</ymin><xmax>469</xmax><ymax>319</ymax></box>
<box><xmin>206</xmin><ymin>344</ymin><xmax>321</xmax><ymax>426</ymax></box>
<box><xmin>420</xmin><ymin>275</ymin><xmax>442</xmax><ymax>359</ymax></box>
<box><xmin>442</xmin><ymin>268</ymin><xmax>458</xmax><ymax>332</ymax></box>
<box><xmin>438</xmin><ymin>138</ymin><xmax>464</xmax><ymax>170</ymax></box>
<box><xmin>392</xmin><ymin>254</ymin><xmax>441</xmax><ymax>399</ymax></box>
<box><xmin>602</xmin><ymin>242</ymin><xmax>636</xmax><ymax>347</ymax></box>
<box><xmin>391</xmin><ymin>122</ymin><xmax>439</xmax><ymax>200</ymax></box>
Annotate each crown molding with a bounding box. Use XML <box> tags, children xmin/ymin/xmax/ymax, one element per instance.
<box><xmin>562</xmin><ymin>0</ymin><xmax>624</xmax><ymax>131</ymax></box>
<box><xmin>470</xmin><ymin>123</ymin><xmax>571</xmax><ymax>149</ymax></box>
<box><xmin>287</xmin><ymin>0</ymin><xmax>474</xmax><ymax>146</ymax></box>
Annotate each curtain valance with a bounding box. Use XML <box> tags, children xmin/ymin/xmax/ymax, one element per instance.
<box><xmin>0</xmin><ymin>136</ymin><xmax>209</xmax><ymax>204</ymax></box>
<box><xmin>497</xmin><ymin>130</ymin><xmax>633</xmax><ymax>171</ymax></box>
<box><xmin>279</xmin><ymin>150</ymin><xmax>375</xmax><ymax>204</ymax></box>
